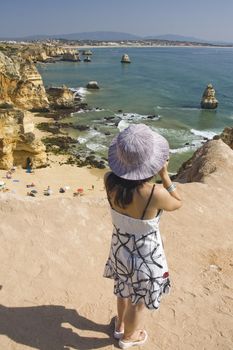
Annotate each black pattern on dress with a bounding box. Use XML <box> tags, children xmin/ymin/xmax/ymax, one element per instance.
<box><xmin>104</xmin><ymin>209</ymin><xmax>170</xmax><ymax>310</ymax></box>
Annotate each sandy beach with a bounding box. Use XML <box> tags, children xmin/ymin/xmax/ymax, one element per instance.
<box><xmin>0</xmin><ymin>155</ymin><xmax>106</xmax><ymax>200</ymax></box>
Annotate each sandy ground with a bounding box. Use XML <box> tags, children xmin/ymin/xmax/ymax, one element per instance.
<box><xmin>0</xmin><ymin>153</ymin><xmax>233</xmax><ymax>350</ymax></box>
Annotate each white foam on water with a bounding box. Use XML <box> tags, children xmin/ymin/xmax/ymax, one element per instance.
<box><xmin>118</xmin><ymin>120</ymin><xmax>130</xmax><ymax>132</ymax></box>
<box><xmin>77</xmin><ymin>137</ymin><xmax>87</xmax><ymax>144</ymax></box>
<box><xmin>76</xmin><ymin>107</ymin><xmax>105</xmax><ymax>114</ymax></box>
<box><xmin>69</xmin><ymin>87</ymin><xmax>90</xmax><ymax>100</ymax></box>
<box><xmin>77</xmin><ymin>128</ymin><xmax>105</xmax><ymax>145</ymax></box>
<box><xmin>86</xmin><ymin>143</ymin><xmax>108</xmax><ymax>152</ymax></box>
<box><xmin>169</xmin><ymin>145</ymin><xmax>197</xmax><ymax>154</ymax></box>
<box><xmin>155</xmin><ymin>106</ymin><xmax>200</xmax><ymax>111</ymax></box>
<box><xmin>190</xmin><ymin>129</ymin><xmax>217</xmax><ymax>139</ymax></box>
<box><xmin>76</xmin><ymin>109</ymin><xmax>86</xmax><ymax>114</ymax></box>
<box><xmin>115</xmin><ymin>112</ymin><xmax>161</xmax><ymax>121</ymax></box>
<box><xmin>89</xmin><ymin>129</ymin><xmax>105</xmax><ymax>138</ymax></box>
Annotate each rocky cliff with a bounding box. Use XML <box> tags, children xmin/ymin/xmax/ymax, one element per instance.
<box><xmin>46</xmin><ymin>85</ymin><xmax>75</xmax><ymax>109</ymax></box>
<box><xmin>214</xmin><ymin>126</ymin><xmax>233</xmax><ymax>150</ymax></box>
<box><xmin>175</xmin><ymin>139</ymin><xmax>233</xmax><ymax>183</ymax></box>
<box><xmin>0</xmin><ymin>109</ymin><xmax>47</xmax><ymax>169</ymax></box>
<box><xmin>0</xmin><ymin>52</ymin><xmax>49</xmax><ymax>111</ymax></box>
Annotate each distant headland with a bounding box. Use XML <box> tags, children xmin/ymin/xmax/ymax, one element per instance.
<box><xmin>1</xmin><ymin>31</ymin><xmax>233</xmax><ymax>48</ymax></box>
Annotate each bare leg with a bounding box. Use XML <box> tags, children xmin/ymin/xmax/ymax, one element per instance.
<box><xmin>122</xmin><ymin>299</ymin><xmax>145</xmax><ymax>340</ymax></box>
<box><xmin>116</xmin><ymin>297</ymin><xmax>128</xmax><ymax>332</ymax></box>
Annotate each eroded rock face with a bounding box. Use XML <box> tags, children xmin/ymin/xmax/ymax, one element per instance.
<box><xmin>214</xmin><ymin>127</ymin><xmax>233</xmax><ymax>150</ymax></box>
<box><xmin>175</xmin><ymin>139</ymin><xmax>233</xmax><ymax>183</ymax></box>
<box><xmin>0</xmin><ymin>109</ymin><xmax>47</xmax><ymax>169</ymax></box>
<box><xmin>201</xmin><ymin>84</ymin><xmax>218</xmax><ymax>109</ymax></box>
<box><xmin>46</xmin><ymin>86</ymin><xmax>75</xmax><ymax>109</ymax></box>
<box><xmin>0</xmin><ymin>52</ymin><xmax>49</xmax><ymax>111</ymax></box>
<box><xmin>18</xmin><ymin>44</ymin><xmax>66</xmax><ymax>62</ymax></box>
<box><xmin>121</xmin><ymin>54</ymin><xmax>131</xmax><ymax>63</ymax></box>
<box><xmin>86</xmin><ymin>81</ymin><xmax>99</xmax><ymax>89</ymax></box>
<box><xmin>62</xmin><ymin>51</ymin><xmax>80</xmax><ymax>62</ymax></box>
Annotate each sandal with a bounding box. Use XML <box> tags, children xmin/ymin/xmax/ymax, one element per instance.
<box><xmin>114</xmin><ymin>316</ymin><xmax>124</xmax><ymax>339</ymax></box>
<box><xmin>119</xmin><ymin>330</ymin><xmax>148</xmax><ymax>349</ymax></box>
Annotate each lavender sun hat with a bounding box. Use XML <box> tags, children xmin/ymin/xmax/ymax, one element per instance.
<box><xmin>108</xmin><ymin>124</ymin><xmax>170</xmax><ymax>180</ymax></box>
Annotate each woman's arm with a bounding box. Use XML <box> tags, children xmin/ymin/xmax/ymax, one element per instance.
<box><xmin>156</xmin><ymin>162</ymin><xmax>182</xmax><ymax>211</ymax></box>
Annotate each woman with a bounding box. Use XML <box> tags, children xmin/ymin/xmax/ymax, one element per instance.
<box><xmin>103</xmin><ymin>124</ymin><xmax>182</xmax><ymax>349</ymax></box>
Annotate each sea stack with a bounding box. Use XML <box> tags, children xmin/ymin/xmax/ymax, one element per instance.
<box><xmin>83</xmin><ymin>56</ymin><xmax>91</xmax><ymax>62</ymax></box>
<box><xmin>121</xmin><ymin>54</ymin><xmax>131</xmax><ymax>63</ymax></box>
<box><xmin>86</xmin><ymin>81</ymin><xmax>99</xmax><ymax>89</ymax></box>
<box><xmin>201</xmin><ymin>84</ymin><xmax>218</xmax><ymax>109</ymax></box>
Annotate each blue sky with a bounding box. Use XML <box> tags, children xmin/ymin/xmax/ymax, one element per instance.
<box><xmin>0</xmin><ymin>0</ymin><xmax>233</xmax><ymax>41</ymax></box>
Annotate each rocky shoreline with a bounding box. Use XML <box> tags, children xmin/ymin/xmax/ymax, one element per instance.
<box><xmin>0</xmin><ymin>42</ymin><xmax>111</xmax><ymax>169</ymax></box>
<box><xmin>0</xmin><ymin>42</ymin><xmax>233</xmax><ymax>173</ymax></box>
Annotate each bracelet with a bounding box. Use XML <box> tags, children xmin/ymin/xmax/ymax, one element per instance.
<box><xmin>166</xmin><ymin>183</ymin><xmax>177</xmax><ymax>193</ymax></box>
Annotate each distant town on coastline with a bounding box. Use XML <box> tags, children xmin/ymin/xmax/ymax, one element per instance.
<box><xmin>1</xmin><ymin>31</ymin><xmax>233</xmax><ymax>47</ymax></box>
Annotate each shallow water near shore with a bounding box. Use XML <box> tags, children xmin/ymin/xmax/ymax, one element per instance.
<box><xmin>38</xmin><ymin>47</ymin><xmax>233</xmax><ymax>172</ymax></box>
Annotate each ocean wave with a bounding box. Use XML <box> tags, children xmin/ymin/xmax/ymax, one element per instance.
<box><xmin>155</xmin><ymin>105</ymin><xmax>200</xmax><ymax>111</ymax></box>
<box><xmin>69</xmin><ymin>87</ymin><xmax>90</xmax><ymax>100</ymax></box>
<box><xmin>86</xmin><ymin>143</ymin><xmax>108</xmax><ymax>152</ymax></box>
<box><xmin>77</xmin><ymin>128</ymin><xmax>104</xmax><ymax>145</ymax></box>
<box><xmin>76</xmin><ymin>107</ymin><xmax>105</xmax><ymax>114</ymax></box>
<box><xmin>190</xmin><ymin>129</ymin><xmax>218</xmax><ymax>139</ymax></box>
<box><xmin>77</xmin><ymin>137</ymin><xmax>87</xmax><ymax>144</ymax></box>
<box><xmin>115</xmin><ymin>112</ymin><xmax>161</xmax><ymax>121</ymax></box>
<box><xmin>169</xmin><ymin>145</ymin><xmax>197</xmax><ymax>154</ymax></box>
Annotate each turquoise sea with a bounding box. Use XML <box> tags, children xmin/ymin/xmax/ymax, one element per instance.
<box><xmin>38</xmin><ymin>47</ymin><xmax>233</xmax><ymax>172</ymax></box>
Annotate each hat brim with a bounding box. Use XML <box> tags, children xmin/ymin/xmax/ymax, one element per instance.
<box><xmin>108</xmin><ymin>133</ymin><xmax>169</xmax><ymax>180</ymax></box>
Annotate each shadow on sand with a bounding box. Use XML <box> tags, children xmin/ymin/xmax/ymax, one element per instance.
<box><xmin>0</xmin><ymin>304</ymin><xmax>114</xmax><ymax>350</ymax></box>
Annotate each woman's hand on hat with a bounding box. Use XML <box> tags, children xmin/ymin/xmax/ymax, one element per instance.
<box><xmin>158</xmin><ymin>159</ymin><xmax>169</xmax><ymax>178</ymax></box>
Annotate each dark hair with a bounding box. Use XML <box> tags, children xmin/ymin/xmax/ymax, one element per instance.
<box><xmin>105</xmin><ymin>172</ymin><xmax>153</xmax><ymax>209</ymax></box>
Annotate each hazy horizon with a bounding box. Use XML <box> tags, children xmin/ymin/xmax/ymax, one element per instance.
<box><xmin>1</xmin><ymin>0</ymin><xmax>233</xmax><ymax>42</ymax></box>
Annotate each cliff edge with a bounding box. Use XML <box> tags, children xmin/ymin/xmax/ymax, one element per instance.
<box><xmin>0</xmin><ymin>137</ymin><xmax>232</xmax><ymax>349</ymax></box>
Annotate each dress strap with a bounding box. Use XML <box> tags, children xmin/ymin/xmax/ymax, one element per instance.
<box><xmin>141</xmin><ymin>184</ymin><xmax>155</xmax><ymax>220</ymax></box>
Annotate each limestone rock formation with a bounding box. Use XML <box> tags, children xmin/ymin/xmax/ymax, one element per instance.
<box><xmin>46</xmin><ymin>85</ymin><xmax>75</xmax><ymax>109</ymax></box>
<box><xmin>0</xmin><ymin>109</ymin><xmax>47</xmax><ymax>169</ymax></box>
<box><xmin>45</xmin><ymin>45</ymin><xmax>66</xmax><ymax>58</ymax></box>
<box><xmin>83</xmin><ymin>56</ymin><xmax>91</xmax><ymax>62</ymax></box>
<box><xmin>86</xmin><ymin>81</ymin><xmax>99</xmax><ymax>89</ymax></box>
<box><xmin>121</xmin><ymin>54</ymin><xmax>131</xmax><ymax>63</ymax></box>
<box><xmin>18</xmin><ymin>44</ymin><xmax>66</xmax><ymax>62</ymax></box>
<box><xmin>201</xmin><ymin>84</ymin><xmax>218</xmax><ymax>109</ymax></box>
<box><xmin>62</xmin><ymin>51</ymin><xmax>80</xmax><ymax>62</ymax></box>
<box><xmin>175</xmin><ymin>139</ymin><xmax>233</xmax><ymax>183</ymax></box>
<box><xmin>213</xmin><ymin>127</ymin><xmax>233</xmax><ymax>150</ymax></box>
<box><xmin>0</xmin><ymin>52</ymin><xmax>49</xmax><ymax>111</ymax></box>
<box><xmin>82</xmin><ymin>50</ymin><xmax>92</xmax><ymax>56</ymax></box>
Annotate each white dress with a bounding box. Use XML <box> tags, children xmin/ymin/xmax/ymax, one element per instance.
<box><xmin>103</xmin><ymin>207</ymin><xmax>170</xmax><ymax>310</ymax></box>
